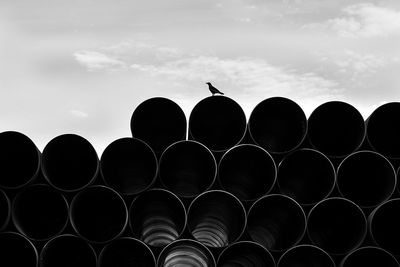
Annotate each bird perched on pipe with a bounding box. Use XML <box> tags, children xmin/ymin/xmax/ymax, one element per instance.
<box><xmin>206</xmin><ymin>82</ymin><xmax>224</xmax><ymax>96</ymax></box>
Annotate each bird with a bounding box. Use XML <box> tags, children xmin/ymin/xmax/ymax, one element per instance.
<box><xmin>206</xmin><ymin>82</ymin><xmax>224</xmax><ymax>96</ymax></box>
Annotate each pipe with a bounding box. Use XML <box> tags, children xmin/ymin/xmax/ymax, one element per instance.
<box><xmin>39</xmin><ymin>234</ymin><xmax>97</xmax><ymax>267</ymax></box>
<box><xmin>157</xmin><ymin>239</ymin><xmax>216</xmax><ymax>267</ymax></box>
<box><xmin>217</xmin><ymin>241</ymin><xmax>275</xmax><ymax>267</ymax></box>
<box><xmin>0</xmin><ymin>131</ymin><xmax>41</xmax><ymax>189</ymax></box>
<box><xmin>247</xmin><ymin>194</ymin><xmax>306</xmax><ymax>252</ymax></box>
<box><xmin>0</xmin><ymin>232</ymin><xmax>38</xmax><ymax>267</ymax></box>
<box><xmin>159</xmin><ymin>141</ymin><xmax>216</xmax><ymax>198</ymax></box>
<box><xmin>368</xmin><ymin>198</ymin><xmax>400</xmax><ymax>256</ymax></box>
<box><xmin>218</xmin><ymin>144</ymin><xmax>276</xmax><ymax>202</ymax></box>
<box><xmin>12</xmin><ymin>184</ymin><xmax>69</xmax><ymax>241</ymax></box>
<box><xmin>130</xmin><ymin>97</ymin><xmax>187</xmax><ymax>155</ymax></box>
<box><xmin>277</xmin><ymin>148</ymin><xmax>335</xmax><ymax>206</ymax></box>
<box><xmin>129</xmin><ymin>189</ymin><xmax>186</xmax><ymax>248</ymax></box>
<box><xmin>307</xmin><ymin>197</ymin><xmax>367</xmax><ymax>255</ymax></box>
<box><xmin>188</xmin><ymin>96</ymin><xmax>247</xmax><ymax>153</ymax></box>
<box><xmin>248</xmin><ymin>97</ymin><xmax>307</xmax><ymax>154</ymax></box>
<box><xmin>340</xmin><ymin>246</ymin><xmax>399</xmax><ymax>267</ymax></box>
<box><xmin>100</xmin><ymin>137</ymin><xmax>158</xmax><ymax>195</ymax></box>
<box><xmin>187</xmin><ymin>190</ymin><xmax>246</xmax><ymax>248</ymax></box>
<box><xmin>70</xmin><ymin>185</ymin><xmax>128</xmax><ymax>244</ymax></box>
<box><xmin>307</xmin><ymin>101</ymin><xmax>365</xmax><ymax>158</ymax></box>
<box><xmin>277</xmin><ymin>245</ymin><xmax>335</xmax><ymax>267</ymax></box>
<box><xmin>0</xmin><ymin>189</ymin><xmax>10</xmax><ymax>231</ymax></box>
<box><xmin>41</xmin><ymin>134</ymin><xmax>99</xmax><ymax>192</ymax></box>
<box><xmin>366</xmin><ymin>102</ymin><xmax>400</xmax><ymax>159</ymax></box>
<box><xmin>99</xmin><ymin>237</ymin><xmax>156</xmax><ymax>267</ymax></box>
<box><xmin>337</xmin><ymin>150</ymin><xmax>396</xmax><ymax>208</ymax></box>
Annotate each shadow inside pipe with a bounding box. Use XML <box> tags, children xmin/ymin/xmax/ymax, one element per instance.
<box><xmin>277</xmin><ymin>244</ymin><xmax>335</xmax><ymax>267</ymax></box>
<box><xmin>0</xmin><ymin>232</ymin><xmax>38</xmax><ymax>266</ymax></box>
<box><xmin>340</xmin><ymin>246</ymin><xmax>399</xmax><ymax>267</ymax></box>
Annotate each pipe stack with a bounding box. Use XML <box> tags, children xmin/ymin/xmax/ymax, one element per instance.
<box><xmin>1</xmin><ymin>96</ymin><xmax>400</xmax><ymax>266</ymax></box>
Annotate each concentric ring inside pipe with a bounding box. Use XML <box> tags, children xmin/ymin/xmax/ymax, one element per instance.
<box><xmin>0</xmin><ymin>232</ymin><xmax>38</xmax><ymax>267</ymax></box>
<box><xmin>157</xmin><ymin>239</ymin><xmax>216</xmax><ymax>267</ymax></box>
<box><xmin>42</xmin><ymin>134</ymin><xmax>99</xmax><ymax>192</ymax></box>
<box><xmin>129</xmin><ymin>189</ymin><xmax>186</xmax><ymax>247</ymax></box>
<box><xmin>70</xmin><ymin>185</ymin><xmax>127</xmax><ymax>243</ymax></box>
<box><xmin>99</xmin><ymin>237</ymin><xmax>156</xmax><ymax>267</ymax></box>
<box><xmin>277</xmin><ymin>149</ymin><xmax>336</xmax><ymax>206</ymax></box>
<box><xmin>307</xmin><ymin>101</ymin><xmax>365</xmax><ymax>158</ymax></box>
<box><xmin>340</xmin><ymin>246</ymin><xmax>399</xmax><ymax>267</ymax></box>
<box><xmin>0</xmin><ymin>131</ymin><xmax>40</xmax><ymax>189</ymax></box>
<box><xmin>366</xmin><ymin>102</ymin><xmax>400</xmax><ymax>159</ymax></box>
<box><xmin>218</xmin><ymin>144</ymin><xmax>276</xmax><ymax>201</ymax></box>
<box><xmin>40</xmin><ymin>234</ymin><xmax>97</xmax><ymax>267</ymax></box>
<box><xmin>101</xmin><ymin>137</ymin><xmax>158</xmax><ymax>195</ymax></box>
<box><xmin>249</xmin><ymin>97</ymin><xmax>307</xmax><ymax>154</ymax></box>
<box><xmin>307</xmin><ymin>197</ymin><xmax>367</xmax><ymax>255</ymax></box>
<box><xmin>189</xmin><ymin>96</ymin><xmax>247</xmax><ymax>152</ymax></box>
<box><xmin>337</xmin><ymin>151</ymin><xmax>396</xmax><ymax>208</ymax></box>
<box><xmin>130</xmin><ymin>97</ymin><xmax>187</xmax><ymax>154</ymax></box>
<box><xmin>218</xmin><ymin>241</ymin><xmax>275</xmax><ymax>267</ymax></box>
<box><xmin>278</xmin><ymin>245</ymin><xmax>335</xmax><ymax>267</ymax></box>
<box><xmin>0</xmin><ymin>189</ymin><xmax>10</xmax><ymax>231</ymax></box>
<box><xmin>159</xmin><ymin>141</ymin><xmax>216</xmax><ymax>198</ymax></box>
<box><xmin>247</xmin><ymin>194</ymin><xmax>306</xmax><ymax>251</ymax></box>
<box><xmin>187</xmin><ymin>190</ymin><xmax>246</xmax><ymax>248</ymax></box>
<box><xmin>12</xmin><ymin>184</ymin><xmax>69</xmax><ymax>241</ymax></box>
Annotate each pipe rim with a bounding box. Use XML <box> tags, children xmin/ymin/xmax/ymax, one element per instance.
<box><xmin>340</xmin><ymin>246</ymin><xmax>400</xmax><ymax>267</ymax></box>
<box><xmin>277</xmin><ymin>244</ymin><xmax>335</xmax><ymax>267</ymax></box>
<box><xmin>0</xmin><ymin>231</ymin><xmax>39</xmax><ymax>267</ymax></box>
<box><xmin>0</xmin><ymin>189</ymin><xmax>11</xmax><ymax>231</ymax></box>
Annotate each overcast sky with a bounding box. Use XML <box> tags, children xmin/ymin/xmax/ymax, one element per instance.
<box><xmin>1</xmin><ymin>0</ymin><xmax>400</xmax><ymax>153</ymax></box>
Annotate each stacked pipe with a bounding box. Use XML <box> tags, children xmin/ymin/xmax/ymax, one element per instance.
<box><xmin>1</xmin><ymin>96</ymin><xmax>400</xmax><ymax>267</ymax></box>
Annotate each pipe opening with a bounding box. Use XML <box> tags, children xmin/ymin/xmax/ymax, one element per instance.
<box><xmin>308</xmin><ymin>101</ymin><xmax>365</xmax><ymax>158</ymax></box>
<box><xmin>189</xmin><ymin>96</ymin><xmax>247</xmax><ymax>152</ymax></box>
<box><xmin>42</xmin><ymin>134</ymin><xmax>98</xmax><ymax>192</ymax></box>
<box><xmin>0</xmin><ymin>232</ymin><xmax>38</xmax><ymax>267</ymax></box>
<box><xmin>101</xmin><ymin>138</ymin><xmax>157</xmax><ymax>195</ymax></box>
<box><xmin>70</xmin><ymin>185</ymin><xmax>127</xmax><ymax>243</ymax></box>
<box><xmin>249</xmin><ymin>97</ymin><xmax>307</xmax><ymax>154</ymax></box>
<box><xmin>0</xmin><ymin>189</ymin><xmax>10</xmax><ymax>231</ymax></box>
<box><xmin>159</xmin><ymin>141</ymin><xmax>216</xmax><ymax>198</ymax></box>
<box><xmin>247</xmin><ymin>194</ymin><xmax>306</xmax><ymax>251</ymax></box>
<box><xmin>130</xmin><ymin>189</ymin><xmax>186</xmax><ymax>247</ymax></box>
<box><xmin>0</xmin><ymin>131</ymin><xmax>40</xmax><ymax>189</ymax></box>
<box><xmin>307</xmin><ymin>198</ymin><xmax>367</xmax><ymax>255</ymax></box>
<box><xmin>277</xmin><ymin>149</ymin><xmax>336</xmax><ymax>206</ymax></box>
<box><xmin>278</xmin><ymin>245</ymin><xmax>335</xmax><ymax>267</ymax></box>
<box><xmin>218</xmin><ymin>144</ymin><xmax>276</xmax><ymax>201</ymax></box>
<box><xmin>12</xmin><ymin>184</ymin><xmax>69</xmax><ymax>241</ymax></box>
<box><xmin>340</xmin><ymin>246</ymin><xmax>399</xmax><ymax>267</ymax></box>
<box><xmin>337</xmin><ymin>151</ymin><xmax>396</xmax><ymax>208</ymax></box>
<box><xmin>40</xmin><ymin>235</ymin><xmax>97</xmax><ymax>267</ymax></box>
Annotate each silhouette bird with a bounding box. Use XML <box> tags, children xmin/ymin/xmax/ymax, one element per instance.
<box><xmin>206</xmin><ymin>82</ymin><xmax>224</xmax><ymax>96</ymax></box>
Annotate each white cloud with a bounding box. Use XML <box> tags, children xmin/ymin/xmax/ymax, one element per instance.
<box><xmin>69</xmin><ymin>109</ymin><xmax>89</xmax><ymax>118</ymax></box>
<box><xmin>73</xmin><ymin>51</ymin><xmax>127</xmax><ymax>71</ymax></box>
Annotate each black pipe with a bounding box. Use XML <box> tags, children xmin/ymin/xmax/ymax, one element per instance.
<box><xmin>0</xmin><ymin>189</ymin><xmax>10</xmax><ymax>231</ymax></box>
<box><xmin>99</xmin><ymin>237</ymin><xmax>156</xmax><ymax>267</ymax></box>
<box><xmin>337</xmin><ymin>150</ymin><xmax>396</xmax><ymax>208</ymax></box>
<box><xmin>39</xmin><ymin>234</ymin><xmax>97</xmax><ymax>267</ymax></box>
<box><xmin>187</xmin><ymin>190</ymin><xmax>246</xmax><ymax>248</ymax></box>
<box><xmin>0</xmin><ymin>232</ymin><xmax>38</xmax><ymax>266</ymax></box>
<box><xmin>366</xmin><ymin>102</ymin><xmax>400</xmax><ymax>159</ymax></box>
<box><xmin>130</xmin><ymin>97</ymin><xmax>187</xmax><ymax>155</ymax></box>
<box><xmin>277</xmin><ymin>148</ymin><xmax>335</xmax><ymax>206</ymax></box>
<box><xmin>189</xmin><ymin>96</ymin><xmax>247</xmax><ymax>153</ymax></box>
<box><xmin>157</xmin><ymin>239</ymin><xmax>216</xmax><ymax>267</ymax></box>
<box><xmin>307</xmin><ymin>101</ymin><xmax>365</xmax><ymax>158</ymax></box>
<box><xmin>368</xmin><ymin>198</ymin><xmax>400</xmax><ymax>256</ymax></box>
<box><xmin>247</xmin><ymin>194</ymin><xmax>306</xmax><ymax>252</ymax></box>
<box><xmin>248</xmin><ymin>97</ymin><xmax>307</xmax><ymax>154</ymax></box>
<box><xmin>0</xmin><ymin>131</ymin><xmax>41</xmax><ymax>189</ymax></box>
<box><xmin>159</xmin><ymin>140</ymin><xmax>216</xmax><ymax>198</ymax></box>
<box><xmin>277</xmin><ymin>244</ymin><xmax>335</xmax><ymax>267</ymax></box>
<box><xmin>218</xmin><ymin>144</ymin><xmax>276</xmax><ymax>202</ymax></box>
<box><xmin>129</xmin><ymin>189</ymin><xmax>186</xmax><ymax>248</ymax></box>
<box><xmin>11</xmin><ymin>184</ymin><xmax>69</xmax><ymax>241</ymax></box>
<box><xmin>217</xmin><ymin>241</ymin><xmax>275</xmax><ymax>267</ymax></box>
<box><xmin>340</xmin><ymin>246</ymin><xmax>399</xmax><ymax>267</ymax></box>
<box><xmin>41</xmin><ymin>134</ymin><xmax>99</xmax><ymax>192</ymax></box>
<box><xmin>307</xmin><ymin>197</ymin><xmax>367</xmax><ymax>255</ymax></box>
<box><xmin>70</xmin><ymin>185</ymin><xmax>128</xmax><ymax>243</ymax></box>
<box><xmin>100</xmin><ymin>137</ymin><xmax>158</xmax><ymax>195</ymax></box>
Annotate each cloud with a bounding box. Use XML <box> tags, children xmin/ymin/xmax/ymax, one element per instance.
<box><xmin>73</xmin><ymin>51</ymin><xmax>127</xmax><ymax>71</ymax></box>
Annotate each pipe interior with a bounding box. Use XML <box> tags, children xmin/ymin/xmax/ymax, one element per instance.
<box><xmin>0</xmin><ymin>232</ymin><xmax>37</xmax><ymax>266</ymax></box>
<box><xmin>341</xmin><ymin>247</ymin><xmax>399</xmax><ymax>267</ymax></box>
<box><xmin>278</xmin><ymin>245</ymin><xmax>335</xmax><ymax>267</ymax></box>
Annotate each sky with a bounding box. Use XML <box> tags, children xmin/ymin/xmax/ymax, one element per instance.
<box><xmin>1</xmin><ymin>0</ymin><xmax>400</xmax><ymax>154</ymax></box>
